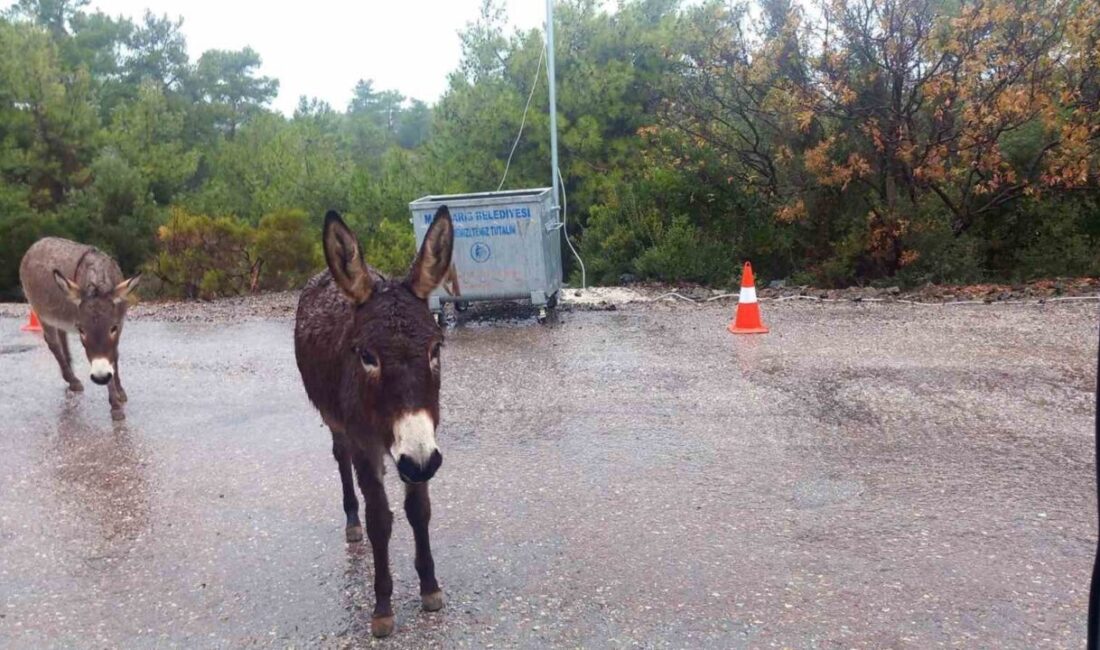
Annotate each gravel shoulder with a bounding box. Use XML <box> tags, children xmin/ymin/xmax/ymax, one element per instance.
<box><xmin>2</xmin><ymin>278</ymin><xmax>1098</xmax><ymax>324</ymax></box>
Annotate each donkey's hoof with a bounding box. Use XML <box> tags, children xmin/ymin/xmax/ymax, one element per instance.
<box><xmin>68</xmin><ymin>381</ymin><xmax>84</xmax><ymax>393</ymax></box>
<box><xmin>111</xmin><ymin>409</ymin><xmax>125</xmax><ymax>422</ymax></box>
<box><xmin>370</xmin><ymin>615</ymin><xmax>395</xmax><ymax>638</ymax></box>
<box><xmin>421</xmin><ymin>590</ymin><xmax>444</xmax><ymax>612</ymax></box>
<box><xmin>345</xmin><ymin>524</ymin><xmax>364</xmax><ymax>543</ymax></box>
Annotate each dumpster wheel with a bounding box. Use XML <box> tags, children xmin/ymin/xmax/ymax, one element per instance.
<box><xmin>537</xmin><ymin>292</ymin><xmax>560</xmax><ymax>324</ymax></box>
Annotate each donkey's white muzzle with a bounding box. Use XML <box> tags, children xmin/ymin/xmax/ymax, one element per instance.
<box><xmin>89</xmin><ymin>357</ymin><xmax>114</xmax><ymax>385</ymax></box>
<box><xmin>391</xmin><ymin>410</ymin><xmax>441</xmax><ymax>482</ymax></box>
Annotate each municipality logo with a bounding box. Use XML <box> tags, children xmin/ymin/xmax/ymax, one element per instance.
<box><xmin>471</xmin><ymin>241</ymin><xmax>491</xmax><ymax>263</ymax></box>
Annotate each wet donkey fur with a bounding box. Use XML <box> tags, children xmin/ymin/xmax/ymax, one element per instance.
<box><xmin>19</xmin><ymin>238</ymin><xmax>141</xmax><ymax>421</ymax></box>
<box><xmin>294</xmin><ymin>207</ymin><xmax>454</xmax><ymax>638</ymax></box>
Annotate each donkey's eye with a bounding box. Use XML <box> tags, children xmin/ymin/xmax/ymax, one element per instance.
<box><xmin>110</xmin><ymin>326</ymin><xmax>119</xmax><ymax>336</ymax></box>
<box><xmin>359</xmin><ymin>349</ymin><xmax>379</xmax><ymax>368</ymax></box>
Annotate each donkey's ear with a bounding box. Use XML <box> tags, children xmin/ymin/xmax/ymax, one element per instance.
<box><xmin>112</xmin><ymin>273</ymin><xmax>141</xmax><ymax>304</ymax></box>
<box><xmin>323</xmin><ymin>211</ymin><xmax>374</xmax><ymax>304</ymax></box>
<box><xmin>53</xmin><ymin>270</ymin><xmax>81</xmax><ymax>304</ymax></box>
<box><xmin>406</xmin><ymin>205</ymin><xmax>454</xmax><ymax>300</ymax></box>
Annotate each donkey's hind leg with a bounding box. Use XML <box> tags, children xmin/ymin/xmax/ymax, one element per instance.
<box><xmin>332</xmin><ymin>432</ymin><xmax>363</xmax><ymax>542</ymax></box>
<box><xmin>43</xmin><ymin>324</ymin><xmax>83</xmax><ymax>392</ymax></box>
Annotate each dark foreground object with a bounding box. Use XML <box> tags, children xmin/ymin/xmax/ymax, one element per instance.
<box><xmin>1088</xmin><ymin>319</ymin><xmax>1099</xmax><ymax>649</ymax></box>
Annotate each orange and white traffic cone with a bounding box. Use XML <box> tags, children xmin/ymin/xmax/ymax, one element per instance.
<box><xmin>21</xmin><ymin>309</ymin><xmax>43</xmax><ymax>333</ymax></box>
<box><xmin>728</xmin><ymin>262</ymin><xmax>768</xmax><ymax>335</ymax></box>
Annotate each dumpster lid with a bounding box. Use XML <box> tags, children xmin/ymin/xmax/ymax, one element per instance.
<box><xmin>410</xmin><ymin>188</ymin><xmax>552</xmax><ymax>206</ymax></box>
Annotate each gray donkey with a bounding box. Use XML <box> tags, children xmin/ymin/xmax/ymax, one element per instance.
<box><xmin>20</xmin><ymin>238</ymin><xmax>141</xmax><ymax>421</ymax></box>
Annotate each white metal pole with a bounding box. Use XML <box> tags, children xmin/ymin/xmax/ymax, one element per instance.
<box><xmin>546</xmin><ymin>0</ymin><xmax>560</xmax><ymax>215</ymax></box>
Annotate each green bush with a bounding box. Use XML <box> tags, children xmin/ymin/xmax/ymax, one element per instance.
<box><xmin>253</xmin><ymin>209</ymin><xmax>322</xmax><ymax>290</ymax></box>
<box><xmin>359</xmin><ymin>217</ymin><xmax>416</xmax><ymax>277</ymax></box>
<box><xmin>148</xmin><ymin>208</ymin><xmax>256</xmax><ymax>299</ymax></box>
<box><xmin>633</xmin><ymin>214</ymin><xmax>731</xmax><ymax>284</ymax></box>
<box><xmin>1008</xmin><ymin>197</ymin><xmax>1100</xmax><ymax>280</ymax></box>
<box><xmin>894</xmin><ymin>226</ymin><xmax>987</xmax><ymax>286</ymax></box>
<box><xmin>577</xmin><ymin>202</ymin><xmax>645</xmax><ymax>284</ymax></box>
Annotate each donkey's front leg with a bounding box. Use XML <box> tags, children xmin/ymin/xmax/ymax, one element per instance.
<box><xmin>113</xmin><ymin>353</ymin><xmax>127</xmax><ymax>403</ymax></box>
<box><xmin>43</xmin><ymin>325</ymin><xmax>82</xmax><ymax>392</ymax></box>
<box><xmin>106</xmin><ymin>353</ymin><xmax>125</xmax><ymax>421</ymax></box>
<box><xmin>405</xmin><ymin>481</ymin><xmax>443</xmax><ymax>611</ymax></box>
<box><xmin>355</xmin><ymin>456</ymin><xmax>394</xmax><ymax>638</ymax></box>
<box><xmin>106</xmin><ymin>380</ymin><xmax>125</xmax><ymax>421</ymax></box>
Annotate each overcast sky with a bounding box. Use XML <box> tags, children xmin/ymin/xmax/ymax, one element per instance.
<box><xmin>88</xmin><ymin>0</ymin><xmax>551</xmax><ymax>114</ymax></box>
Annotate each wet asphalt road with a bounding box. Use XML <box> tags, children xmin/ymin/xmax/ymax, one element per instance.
<box><xmin>0</xmin><ymin>300</ymin><xmax>1097</xmax><ymax>648</ymax></box>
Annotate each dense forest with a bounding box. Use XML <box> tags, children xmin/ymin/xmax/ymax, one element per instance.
<box><xmin>0</xmin><ymin>0</ymin><xmax>1097</xmax><ymax>299</ymax></box>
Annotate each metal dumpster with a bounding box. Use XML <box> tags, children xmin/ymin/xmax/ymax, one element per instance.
<box><xmin>409</xmin><ymin>188</ymin><xmax>562</xmax><ymax>316</ymax></box>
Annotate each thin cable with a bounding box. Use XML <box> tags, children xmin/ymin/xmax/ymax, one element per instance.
<box><xmin>498</xmin><ymin>43</ymin><xmax>546</xmax><ymax>192</ymax></box>
<box><xmin>646</xmin><ymin>292</ymin><xmax>1100</xmax><ymax>306</ymax></box>
<box><xmin>557</xmin><ymin>164</ymin><xmax>586</xmax><ymax>289</ymax></box>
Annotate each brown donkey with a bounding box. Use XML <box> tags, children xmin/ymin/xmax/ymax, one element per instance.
<box><xmin>20</xmin><ymin>238</ymin><xmax>141</xmax><ymax>421</ymax></box>
<box><xmin>294</xmin><ymin>207</ymin><xmax>454</xmax><ymax>638</ymax></box>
